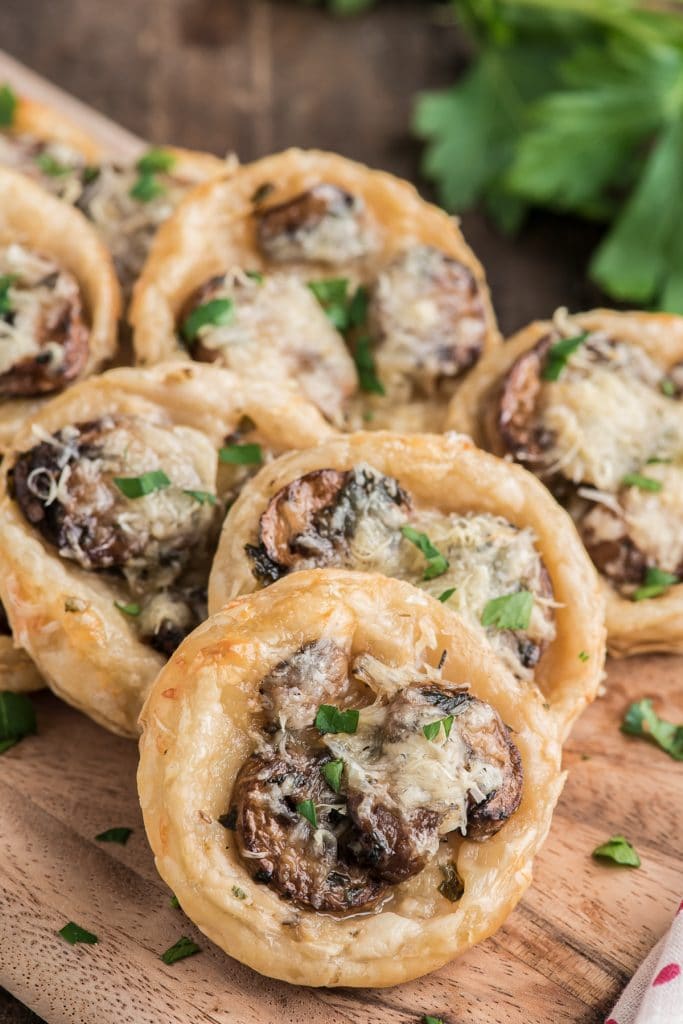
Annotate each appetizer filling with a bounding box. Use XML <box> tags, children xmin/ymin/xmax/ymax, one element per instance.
<box><xmin>0</xmin><ymin>244</ymin><xmax>89</xmax><ymax>397</ymax></box>
<box><xmin>179</xmin><ymin>270</ymin><xmax>357</xmax><ymax>427</ymax></box>
<box><xmin>10</xmin><ymin>414</ymin><xmax>218</xmax><ymax>655</ymax></box>
<box><xmin>496</xmin><ymin>310</ymin><xmax>683</xmax><ymax>598</ymax></box>
<box><xmin>177</xmin><ymin>180</ymin><xmax>489</xmax><ymax>427</ymax></box>
<box><xmin>247</xmin><ymin>464</ymin><xmax>556</xmax><ymax>680</ymax></box>
<box><xmin>0</xmin><ymin>133</ymin><xmax>86</xmax><ymax>201</ymax></box>
<box><xmin>228</xmin><ymin>642</ymin><xmax>522</xmax><ymax>913</ymax></box>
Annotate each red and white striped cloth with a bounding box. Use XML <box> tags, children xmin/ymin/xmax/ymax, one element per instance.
<box><xmin>607</xmin><ymin>898</ymin><xmax>683</xmax><ymax>1024</ymax></box>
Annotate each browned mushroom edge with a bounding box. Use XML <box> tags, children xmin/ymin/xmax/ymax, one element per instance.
<box><xmin>224</xmin><ymin>642</ymin><xmax>523</xmax><ymax>914</ymax></box>
<box><xmin>8</xmin><ymin>415</ymin><xmax>219</xmax><ymax>657</ymax></box>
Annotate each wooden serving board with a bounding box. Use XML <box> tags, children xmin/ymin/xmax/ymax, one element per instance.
<box><xmin>1</xmin><ymin>51</ymin><xmax>682</xmax><ymax>1024</ymax></box>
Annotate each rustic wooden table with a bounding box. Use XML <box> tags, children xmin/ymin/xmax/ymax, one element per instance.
<box><xmin>0</xmin><ymin>2</ymin><xmax>613</xmax><ymax>1021</ymax></box>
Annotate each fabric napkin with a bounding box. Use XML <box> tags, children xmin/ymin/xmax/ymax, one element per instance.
<box><xmin>607</xmin><ymin>898</ymin><xmax>683</xmax><ymax>1023</ymax></box>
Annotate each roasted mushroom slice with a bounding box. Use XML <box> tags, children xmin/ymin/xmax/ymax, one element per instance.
<box><xmin>178</xmin><ymin>270</ymin><xmax>357</xmax><ymax>426</ymax></box>
<box><xmin>11</xmin><ymin>414</ymin><xmax>217</xmax><ymax>590</ymax></box>
<box><xmin>247</xmin><ymin>464</ymin><xmax>410</xmax><ymax>583</ymax></box>
<box><xmin>325</xmin><ymin>682</ymin><xmax>522</xmax><ymax>882</ymax></box>
<box><xmin>137</xmin><ymin>586</ymin><xmax>208</xmax><ymax>658</ymax></box>
<box><xmin>259</xmin><ymin>639</ymin><xmax>351</xmax><ymax>731</ymax></box>
<box><xmin>369</xmin><ymin>245</ymin><xmax>488</xmax><ymax>398</ymax></box>
<box><xmin>497</xmin><ymin>336</ymin><xmax>553</xmax><ymax>466</ymax></box>
<box><xmin>256</xmin><ymin>184</ymin><xmax>373</xmax><ymax>265</ymax></box>
<box><xmin>231</xmin><ymin>746</ymin><xmax>386</xmax><ymax>913</ymax></box>
<box><xmin>0</xmin><ymin>245</ymin><xmax>90</xmax><ymax>398</ymax></box>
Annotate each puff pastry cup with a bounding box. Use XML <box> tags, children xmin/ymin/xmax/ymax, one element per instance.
<box><xmin>0</xmin><ymin>166</ymin><xmax>121</xmax><ymax>450</ymax></box>
<box><xmin>448</xmin><ymin>308</ymin><xmax>683</xmax><ymax>657</ymax></box>
<box><xmin>130</xmin><ymin>147</ymin><xmax>500</xmax><ymax>431</ymax></box>
<box><xmin>208</xmin><ymin>431</ymin><xmax>605</xmax><ymax>738</ymax></box>
<box><xmin>0</xmin><ymin>86</ymin><xmax>228</xmax><ymax>297</ymax></box>
<box><xmin>139</xmin><ymin>569</ymin><xmax>565</xmax><ymax>987</ymax></box>
<box><xmin>0</xmin><ymin>362</ymin><xmax>333</xmax><ymax>736</ymax></box>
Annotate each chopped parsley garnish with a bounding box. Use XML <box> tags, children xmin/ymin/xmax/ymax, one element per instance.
<box><xmin>0</xmin><ymin>274</ymin><xmax>16</xmax><ymax>316</ymax></box>
<box><xmin>321</xmin><ymin>759</ymin><xmax>344</xmax><ymax>793</ymax></box>
<box><xmin>621</xmin><ymin>472</ymin><xmax>662</xmax><ymax>493</ymax></box>
<box><xmin>113</xmin><ymin>469</ymin><xmax>170</xmax><ymax>499</ymax></box>
<box><xmin>422</xmin><ymin>1016</ymin><xmax>445</xmax><ymax>1024</ymax></box>
<box><xmin>129</xmin><ymin>169</ymin><xmax>166</xmax><ymax>203</ymax></box>
<box><xmin>438</xmin><ymin>587</ymin><xmax>456</xmax><ymax>603</ymax></box>
<box><xmin>423</xmin><ymin>716</ymin><xmax>454</xmax><ymax>742</ymax></box>
<box><xmin>169</xmin><ymin>895</ymin><xmax>180</xmax><ymax>908</ymax></box>
<box><xmin>183</xmin><ymin>489</ymin><xmax>217</xmax><ymax>505</ymax></box>
<box><xmin>578</xmin><ymin>650</ymin><xmax>590</xmax><ymax>662</ymax></box>
<box><xmin>160</xmin><ymin>936</ymin><xmax>201</xmax><ymax>965</ymax></box>
<box><xmin>232</xmin><ymin>885</ymin><xmax>247</xmax><ymax>900</ymax></box>
<box><xmin>308</xmin><ymin>277</ymin><xmax>353</xmax><ymax>331</ymax></box>
<box><xmin>114</xmin><ymin>601</ymin><xmax>141</xmax><ymax>617</ymax></box>
<box><xmin>315</xmin><ymin>704</ymin><xmax>359</xmax><ymax>735</ymax></box>
<box><xmin>0</xmin><ymin>83</ymin><xmax>16</xmax><ymax>126</ymax></box>
<box><xmin>95</xmin><ymin>827</ymin><xmax>133</xmax><ymax>845</ymax></box>
<box><xmin>354</xmin><ymin>335</ymin><xmax>385</xmax><ymax>395</ymax></box>
<box><xmin>182</xmin><ymin>297</ymin><xmax>235</xmax><ymax>342</ymax></box>
<box><xmin>646</xmin><ymin>456</ymin><xmax>672</xmax><ymax>465</ymax></box>
<box><xmin>296</xmin><ymin>799</ymin><xmax>318</xmax><ymax>829</ymax></box>
<box><xmin>621</xmin><ymin>698</ymin><xmax>683</xmax><ymax>761</ymax></box>
<box><xmin>219</xmin><ymin>442</ymin><xmax>263</xmax><ymax>465</ymax></box>
<box><xmin>592</xmin><ymin>834</ymin><xmax>641</xmax><ymax>868</ymax></box>
<box><xmin>58</xmin><ymin>922</ymin><xmax>98</xmax><ymax>945</ymax></box>
<box><xmin>245</xmin><ymin>269</ymin><xmax>264</xmax><ymax>283</ymax></box>
<box><xmin>82</xmin><ymin>165</ymin><xmax>100</xmax><ymax>185</ymax></box>
<box><xmin>401</xmin><ymin>525</ymin><xmax>449</xmax><ymax>580</ymax></box>
<box><xmin>542</xmin><ymin>332</ymin><xmax>588</xmax><ymax>382</ymax></box>
<box><xmin>481</xmin><ymin>591</ymin><xmax>533</xmax><ymax>631</ymax></box>
<box><xmin>660</xmin><ymin>378</ymin><xmax>676</xmax><ymax>397</ymax></box>
<box><xmin>35</xmin><ymin>152</ymin><xmax>70</xmax><ymax>177</ymax></box>
<box><xmin>633</xmin><ymin>566</ymin><xmax>679</xmax><ymax>602</ymax></box>
<box><xmin>136</xmin><ymin>147</ymin><xmax>176</xmax><ymax>174</ymax></box>
<box><xmin>438</xmin><ymin>861</ymin><xmax>464</xmax><ymax>903</ymax></box>
<box><xmin>0</xmin><ymin>691</ymin><xmax>37</xmax><ymax>755</ymax></box>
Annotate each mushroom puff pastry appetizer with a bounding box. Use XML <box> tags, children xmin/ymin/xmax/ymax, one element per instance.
<box><xmin>449</xmin><ymin>308</ymin><xmax>683</xmax><ymax>657</ymax></box>
<box><xmin>209</xmin><ymin>432</ymin><xmax>604</xmax><ymax>737</ymax></box>
<box><xmin>138</xmin><ymin>569</ymin><xmax>564</xmax><ymax>987</ymax></box>
<box><xmin>130</xmin><ymin>148</ymin><xmax>499</xmax><ymax>431</ymax></box>
<box><xmin>0</xmin><ymin>166</ymin><xmax>121</xmax><ymax>450</ymax></box>
<box><xmin>0</xmin><ymin>84</ymin><xmax>228</xmax><ymax>298</ymax></box>
<box><xmin>0</xmin><ymin>362</ymin><xmax>333</xmax><ymax>736</ymax></box>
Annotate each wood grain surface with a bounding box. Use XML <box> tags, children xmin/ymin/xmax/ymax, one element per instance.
<box><xmin>0</xmin><ymin>9</ymin><xmax>681</xmax><ymax>1022</ymax></box>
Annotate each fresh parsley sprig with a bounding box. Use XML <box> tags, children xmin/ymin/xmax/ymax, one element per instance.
<box><xmin>622</xmin><ymin>698</ymin><xmax>683</xmax><ymax>761</ymax></box>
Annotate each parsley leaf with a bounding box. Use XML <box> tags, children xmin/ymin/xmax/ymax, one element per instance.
<box><xmin>219</xmin><ymin>442</ymin><xmax>262</xmax><ymax>465</ymax></box>
<box><xmin>621</xmin><ymin>472</ymin><xmax>662</xmax><ymax>492</ymax></box>
<box><xmin>578</xmin><ymin>650</ymin><xmax>590</xmax><ymax>662</ymax></box>
<box><xmin>113</xmin><ymin>470</ymin><xmax>170</xmax><ymax>499</ymax></box>
<box><xmin>354</xmin><ymin>336</ymin><xmax>385</xmax><ymax>395</ymax></box>
<box><xmin>136</xmin><ymin>147</ymin><xmax>176</xmax><ymax>174</ymax></box>
<box><xmin>422</xmin><ymin>1016</ymin><xmax>445</xmax><ymax>1024</ymax></box>
<box><xmin>0</xmin><ymin>83</ymin><xmax>17</xmax><ymax>126</ymax></box>
<box><xmin>114</xmin><ymin>601</ymin><xmax>141</xmax><ymax>617</ymax></box>
<box><xmin>232</xmin><ymin>885</ymin><xmax>247</xmax><ymax>900</ymax></box>
<box><xmin>315</xmin><ymin>704</ymin><xmax>359</xmax><ymax>735</ymax></box>
<box><xmin>423</xmin><ymin>716</ymin><xmax>454</xmax><ymax>741</ymax></box>
<box><xmin>183</xmin><ymin>489</ymin><xmax>217</xmax><ymax>505</ymax></box>
<box><xmin>0</xmin><ymin>691</ymin><xmax>37</xmax><ymax>754</ymax></box>
<box><xmin>169</xmin><ymin>895</ymin><xmax>181</xmax><ymax>908</ymax></box>
<box><xmin>438</xmin><ymin>587</ymin><xmax>456</xmax><ymax>603</ymax></box>
<box><xmin>58</xmin><ymin>922</ymin><xmax>98</xmax><ymax>945</ymax></box>
<box><xmin>35</xmin><ymin>152</ymin><xmax>71</xmax><ymax>176</ymax></box>
<box><xmin>296</xmin><ymin>799</ymin><xmax>318</xmax><ymax>829</ymax></box>
<box><xmin>0</xmin><ymin>274</ymin><xmax>17</xmax><ymax>316</ymax></box>
<box><xmin>401</xmin><ymin>525</ymin><xmax>449</xmax><ymax>580</ymax></box>
<box><xmin>95</xmin><ymin>827</ymin><xmax>133</xmax><ymax>845</ymax></box>
<box><xmin>321</xmin><ymin>759</ymin><xmax>344</xmax><ymax>793</ymax></box>
<box><xmin>621</xmin><ymin>698</ymin><xmax>683</xmax><ymax>761</ymax></box>
<box><xmin>633</xmin><ymin>566</ymin><xmax>679</xmax><ymax>601</ymax></box>
<box><xmin>161</xmin><ymin>936</ymin><xmax>201</xmax><ymax>965</ymax></box>
<box><xmin>542</xmin><ymin>332</ymin><xmax>588</xmax><ymax>381</ymax></box>
<box><xmin>592</xmin><ymin>834</ymin><xmax>641</xmax><ymax>868</ymax></box>
<box><xmin>307</xmin><ymin>277</ymin><xmax>353</xmax><ymax>330</ymax></box>
<box><xmin>481</xmin><ymin>590</ymin><xmax>533</xmax><ymax>630</ymax></box>
<box><xmin>129</xmin><ymin>169</ymin><xmax>166</xmax><ymax>203</ymax></box>
<box><xmin>182</xmin><ymin>298</ymin><xmax>235</xmax><ymax>341</ymax></box>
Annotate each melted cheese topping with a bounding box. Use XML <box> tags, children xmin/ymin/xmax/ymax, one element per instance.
<box><xmin>0</xmin><ymin>134</ymin><xmax>85</xmax><ymax>200</ymax></box>
<box><xmin>0</xmin><ymin>244</ymin><xmax>79</xmax><ymax>376</ymax></box>
<box><xmin>622</xmin><ymin>460</ymin><xmax>683</xmax><ymax>573</ymax></box>
<box><xmin>191</xmin><ymin>271</ymin><xmax>357</xmax><ymax>426</ymax></box>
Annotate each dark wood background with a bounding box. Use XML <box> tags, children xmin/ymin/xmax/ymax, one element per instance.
<box><xmin>0</xmin><ymin>2</ymin><xmax>608</xmax><ymax>1021</ymax></box>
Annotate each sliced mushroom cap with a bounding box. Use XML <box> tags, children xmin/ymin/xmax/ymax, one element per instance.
<box><xmin>10</xmin><ymin>415</ymin><xmax>217</xmax><ymax>584</ymax></box>
<box><xmin>497</xmin><ymin>335</ymin><xmax>554</xmax><ymax>464</ymax></box>
<box><xmin>247</xmin><ymin>465</ymin><xmax>410</xmax><ymax>584</ymax></box>
<box><xmin>256</xmin><ymin>183</ymin><xmax>372</xmax><ymax>265</ymax></box>
<box><xmin>232</xmin><ymin>746</ymin><xmax>387</xmax><ymax>913</ymax></box>
<box><xmin>137</xmin><ymin>586</ymin><xmax>208</xmax><ymax>658</ymax></box>
<box><xmin>369</xmin><ymin>245</ymin><xmax>487</xmax><ymax>396</ymax></box>
<box><xmin>0</xmin><ymin>247</ymin><xmax>90</xmax><ymax>398</ymax></box>
<box><xmin>259</xmin><ymin>638</ymin><xmax>350</xmax><ymax>732</ymax></box>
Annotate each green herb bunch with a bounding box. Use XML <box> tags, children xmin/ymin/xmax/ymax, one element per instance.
<box><xmin>415</xmin><ymin>0</ymin><xmax>683</xmax><ymax>311</ymax></box>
